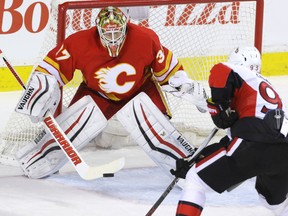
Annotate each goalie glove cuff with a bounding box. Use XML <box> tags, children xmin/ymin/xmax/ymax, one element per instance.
<box><xmin>168</xmin><ymin>71</ymin><xmax>208</xmax><ymax>113</ymax></box>
<box><xmin>168</xmin><ymin>70</ymin><xmax>193</xmax><ymax>89</ymax></box>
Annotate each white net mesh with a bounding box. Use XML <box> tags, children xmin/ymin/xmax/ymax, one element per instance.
<box><xmin>0</xmin><ymin>0</ymin><xmax>262</xmax><ymax>164</ymax></box>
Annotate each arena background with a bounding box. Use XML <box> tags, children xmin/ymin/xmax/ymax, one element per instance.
<box><xmin>0</xmin><ymin>0</ymin><xmax>287</xmax><ymax>92</ymax></box>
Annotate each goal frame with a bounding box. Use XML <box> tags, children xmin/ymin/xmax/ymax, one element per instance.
<box><xmin>53</xmin><ymin>0</ymin><xmax>265</xmax><ymax>141</ymax></box>
<box><xmin>0</xmin><ymin>0</ymin><xmax>265</xmax><ymax>166</ymax></box>
<box><xmin>57</xmin><ymin>0</ymin><xmax>264</xmax><ymax>52</ymax></box>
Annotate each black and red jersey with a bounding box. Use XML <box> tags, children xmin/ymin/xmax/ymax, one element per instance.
<box><xmin>209</xmin><ymin>62</ymin><xmax>285</xmax><ymax>120</ymax></box>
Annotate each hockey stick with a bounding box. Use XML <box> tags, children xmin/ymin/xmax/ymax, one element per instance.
<box><xmin>145</xmin><ymin>127</ymin><xmax>219</xmax><ymax>216</ymax></box>
<box><xmin>0</xmin><ymin>49</ymin><xmax>125</xmax><ymax>180</ymax></box>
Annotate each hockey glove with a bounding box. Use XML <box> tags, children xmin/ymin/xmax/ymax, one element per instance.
<box><xmin>207</xmin><ymin>98</ymin><xmax>238</xmax><ymax>129</ymax></box>
<box><xmin>170</xmin><ymin>157</ymin><xmax>192</xmax><ymax>179</ymax></box>
<box><xmin>170</xmin><ymin>152</ymin><xmax>203</xmax><ymax>179</ymax></box>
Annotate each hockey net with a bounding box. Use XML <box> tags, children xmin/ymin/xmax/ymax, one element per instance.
<box><xmin>0</xmin><ymin>0</ymin><xmax>263</xmax><ymax>165</ymax></box>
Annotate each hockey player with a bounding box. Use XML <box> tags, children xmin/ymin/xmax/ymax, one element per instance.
<box><xmin>171</xmin><ymin>46</ymin><xmax>288</xmax><ymax>216</ymax></box>
<box><xmin>14</xmin><ymin>6</ymin><xmax>206</xmax><ymax>179</ymax></box>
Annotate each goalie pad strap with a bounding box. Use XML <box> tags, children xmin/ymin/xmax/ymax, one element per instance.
<box><xmin>116</xmin><ymin>92</ymin><xmax>195</xmax><ymax>180</ymax></box>
<box><xmin>15</xmin><ymin>95</ymin><xmax>107</xmax><ymax>179</ymax></box>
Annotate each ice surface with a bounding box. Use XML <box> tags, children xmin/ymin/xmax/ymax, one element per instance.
<box><xmin>0</xmin><ymin>149</ymin><xmax>275</xmax><ymax>216</ymax></box>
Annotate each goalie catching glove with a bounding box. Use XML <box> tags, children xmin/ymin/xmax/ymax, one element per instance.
<box><xmin>15</xmin><ymin>72</ymin><xmax>61</xmax><ymax>123</ymax></box>
<box><xmin>207</xmin><ymin>98</ymin><xmax>238</xmax><ymax>129</ymax></box>
<box><xmin>162</xmin><ymin>70</ymin><xmax>208</xmax><ymax>112</ymax></box>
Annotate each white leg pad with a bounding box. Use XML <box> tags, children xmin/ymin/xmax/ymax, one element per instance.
<box><xmin>116</xmin><ymin>92</ymin><xmax>196</xmax><ymax>180</ymax></box>
<box><xmin>15</xmin><ymin>95</ymin><xmax>107</xmax><ymax>179</ymax></box>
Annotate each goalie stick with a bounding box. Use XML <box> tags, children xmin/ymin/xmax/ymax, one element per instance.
<box><xmin>0</xmin><ymin>49</ymin><xmax>125</xmax><ymax>180</ymax></box>
<box><xmin>145</xmin><ymin>127</ymin><xmax>219</xmax><ymax>216</ymax></box>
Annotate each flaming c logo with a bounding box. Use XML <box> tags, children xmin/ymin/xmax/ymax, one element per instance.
<box><xmin>95</xmin><ymin>63</ymin><xmax>136</xmax><ymax>94</ymax></box>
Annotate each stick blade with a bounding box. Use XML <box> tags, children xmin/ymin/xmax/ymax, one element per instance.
<box><xmin>78</xmin><ymin>157</ymin><xmax>125</xmax><ymax>180</ymax></box>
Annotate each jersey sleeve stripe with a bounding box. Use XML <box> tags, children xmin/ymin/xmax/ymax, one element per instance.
<box><xmin>39</xmin><ymin>57</ymin><xmax>69</xmax><ymax>86</ymax></box>
<box><xmin>153</xmin><ymin>51</ymin><xmax>173</xmax><ymax>76</ymax></box>
<box><xmin>38</xmin><ymin>60</ymin><xmax>66</xmax><ymax>86</ymax></box>
<box><xmin>34</xmin><ymin>66</ymin><xmax>52</xmax><ymax>75</ymax></box>
<box><xmin>154</xmin><ymin>53</ymin><xmax>182</xmax><ymax>83</ymax></box>
<box><xmin>44</xmin><ymin>56</ymin><xmax>70</xmax><ymax>85</ymax></box>
<box><xmin>156</xmin><ymin>60</ymin><xmax>182</xmax><ymax>85</ymax></box>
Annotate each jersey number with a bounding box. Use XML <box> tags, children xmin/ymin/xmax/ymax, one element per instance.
<box><xmin>55</xmin><ymin>45</ymin><xmax>71</xmax><ymax>61</ymax></box>
<box><xmin>259</xmin><ymin>81</ymin><xmax>282</xmax><ymax>113</ymax></box>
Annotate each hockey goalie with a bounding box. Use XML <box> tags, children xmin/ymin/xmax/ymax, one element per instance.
<box><xmin>14</xmin><ymin>6</ymin><xmax>207</xmax><ymax>180</ymax></box>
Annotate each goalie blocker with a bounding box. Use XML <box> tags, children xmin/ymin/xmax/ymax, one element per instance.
<box><xmin>116</xmin><ymin>92</ymin><xmax>196</xmax><ymax>183</ymax></box>
<box><xmin>15</xmin><ymin>95</ymin><xmax>107</xmax><ymax>179</ymax></box>
<box><xmin>15</xmin><ymin>72</ymin><xmax>61</xmax><ymax>123</ymax></box>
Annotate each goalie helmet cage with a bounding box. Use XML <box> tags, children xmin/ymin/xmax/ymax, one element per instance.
<box><xmin>0</xmin><ymin>0</ymin><xmax>264</xmax><ymax>165</ymax></box>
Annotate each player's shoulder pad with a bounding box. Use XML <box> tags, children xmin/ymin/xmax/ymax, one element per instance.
<box><xmin>209</xmin><ymin>63</ymin><xmax>232</xmax><ymax>88</ymax></box>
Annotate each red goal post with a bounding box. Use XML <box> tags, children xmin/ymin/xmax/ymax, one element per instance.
<box><xmin>56</xmin><ymin>0</ymin><xmax>263</xmax><ymax>52</ymax></box>
<box><xmin>0</xmin><ymin>0</ymin><xmax>264</xmax><ymax>164</ymax></box>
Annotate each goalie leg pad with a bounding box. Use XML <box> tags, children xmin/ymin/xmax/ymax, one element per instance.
<box><xmin>116</xmin><ymin>92</ymin><xmax>195</xmax><ymax>180</ymax></box>
<box><xmin>15</xmin><ymin>95</ymin><xmax>107</xmax><ymax>179</ymax></box>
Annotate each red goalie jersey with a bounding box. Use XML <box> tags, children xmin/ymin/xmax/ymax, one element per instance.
<box><xmin>35</xmin><ymin>23</ymin><xmax>182</xmax><ymax>118</ymax></box>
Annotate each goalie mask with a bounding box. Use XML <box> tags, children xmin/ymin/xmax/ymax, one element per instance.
<box><xmin>96</xmin><ymin>6</ymin><xmax>128</xmax><ymax>57</ymax></box>
<box><xmin>228</xmin><ymin>46</ymin><xmax>262</xmax><ymax>73</ymax></box>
